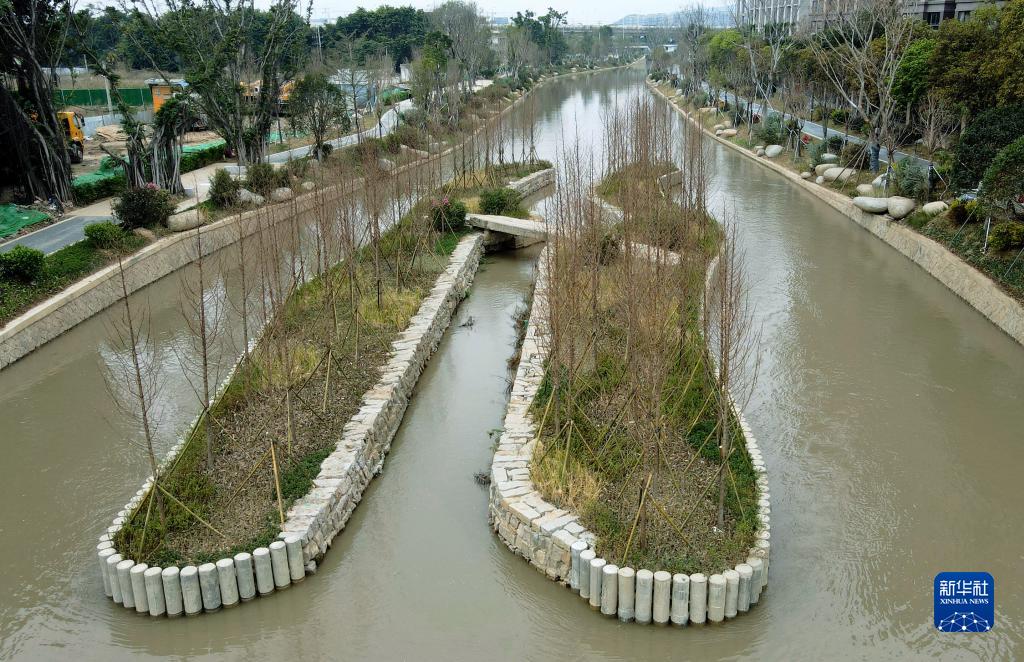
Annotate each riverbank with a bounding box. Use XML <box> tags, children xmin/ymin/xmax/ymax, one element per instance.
<box><xmin>647</xmin><ymin>80</ymin><xmax>1024</xmax><ymax>348</ymax></box>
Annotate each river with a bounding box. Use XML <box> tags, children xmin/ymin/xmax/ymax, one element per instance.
<box><xmin>0</xmin><ymin>66</ymin><xmax>1020</xmax><ymax>661</ymax></box>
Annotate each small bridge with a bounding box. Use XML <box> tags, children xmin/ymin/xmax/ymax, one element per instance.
<box><xmin>466</xmin><ymin>213</ymin><xmax>547</xmax><ymax>248</ymax></box>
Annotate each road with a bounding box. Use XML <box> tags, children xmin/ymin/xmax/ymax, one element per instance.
<box><xmin>0</xmin><ymin>100</ymin><xmax>412</xmax><ymax>256</ymax></box>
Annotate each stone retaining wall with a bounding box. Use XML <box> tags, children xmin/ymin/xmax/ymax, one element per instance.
<box><xmin>488</xmin><ymin>245</ymin><xmax>772</xmax><ymax>625</ymax></box>
<box><xmin>647</xmin><ymin>80</ymin><xmax>1024</xmax><ymax>348</ymax></box>
<box><xmin>96</xmin><ymin>233</ymin><xmax>485</xmax><ymax>617</ymax></box>
<box><xmin>509</xmin><ymin>168</ymin><xmax>555</xmax><ymax>198</ymax></box>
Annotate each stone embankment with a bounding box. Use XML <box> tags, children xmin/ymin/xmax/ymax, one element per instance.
<box><xmin>488</xmin><ymin>245</ymin><xmax>772</xmax><ymax>625</ymax></box>
<box><xmin>647</xmin><ymin>79</ymin><xmax>1024</xmax><ymax>348</ymax></box>
<box><xmin>97</xmin><ymin>234</ymin><xmax>485</xmax><ymax>617</ymax></box>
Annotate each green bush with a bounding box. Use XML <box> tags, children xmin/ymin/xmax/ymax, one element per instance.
<box><xmin>806</xmin><ymin>141</ymin><xmax>827</xmax><ymax>167</ymax></box>
<box><xmin>73</xmin><ymin>173</ymin><xmax>127</xmax><ymax>205</ymax></box>
<box><xmin>841</xmin><ymin>142</ymin><xmax>868</xmax><ymax>170</ymax></box>
<box><xmin>755</xmin><ymin>114</ymin><xmax>783</xmax><ymax>145</ymax></box>
<box><xmin>953</xmin><ymin>104</ymin><xmax>1024</xmax><ymax>191</ymax></box>
<box><xmin>208</xmin><ymin>168</ymin><xmax>240</xmax><ymax>208</ymax></box>
<box><xmin>826</xmin><ymin>135</ymin><xmax>845</xmax><ymax>154</ymax></box>
<box><xmin>112</xmin><ymin>184</ymin><xmax>174</xmax><ymax>229</ymax></box>
<box><xmin>980</xmin><ymin>136</ymin><xmax>1024</xmax><ymax>213</ymax></box>
<box><xmin>84</xmin><ymin>221</ymin><xmax>128</xmax><ymax>250</ymax></box>
<box><xmin>478</xmin><ymin>187</ymin><xmax>523</xmax><ymax>215</ymax></box>
<box><xmin>244</xmin><ymin>163</ymin><xmax>285</xmax><ymax>196</ymax></box>
<box><xmin>987</xmin><ymin>221</ymin><xmax>1024</xmax><ymax>252</ymax></box>
<box><xmin>948</xmin><ymin>199</ymin><xmax>981</xmax><ymax>225</ymax></box>
<box><xmin>891</xmin><ymin>158</ymin><xmax>928</xmax><ymax>201</ymax></box>
<box><xmin>429</xmin><ymin>197</ymin><xmax>467</xmax><ymax>232</ymax></box>
<box><xmin>283</xmin><ymin>158</ymin><xmax>309</xmax><ymax>180</ymax></box>
<box><xmin>179</xmin><ymin>142</ymin><xmax>226</xmax><ymax>173</ymax></box>
<box><xmin>0</xmin><ymin>245</ymin><xmax>45</xmax><ymax>282</ymax></box>
<box><xmin>906</xmin><ymin>210</ymin><xmax>930</xmax><ymax>230</ymax></box>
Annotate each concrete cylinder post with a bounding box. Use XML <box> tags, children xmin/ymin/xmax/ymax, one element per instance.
<box><xmin>217</xmin><ymin>558</ymin><xmax>240</xmax><ymax>607</ymax></box>
<box><xmin>689</xmin><ymin>573</ymin><xmax>708</xmax><ymax>624</ymax></box>
<box><xmin>747</xmin><ymin>557</ymin><xmax>764</xmax><ymax>605</ymax></box>
<box><xmin>198</xmin><ymin>563</ymin><xmax>222</xmax><ymax>612</ymax></box>
<box><xmin>670</xmin><ymin>573</ymin><xmax>690</xmax><ymax>626</ymax></box>
<box><xmin>130</xmin><ymin>563</ymin><xmax>150</xmax><ymax>614</ymax></box>
<box><xmin>570</xmin><ymin>541</ymin><xmax>588</xmax><ymax>591</ymax></box>
<box><xmin>736</xmin><ymin>563</ymin><xmax>753</xmax><ymax>613</ymax></box>
<box><xmin>653</xmin><ymin>571</ymin><xmax>672</xmax><ymax>624</ymax></box>
<box><xmin>98</xmin><ymin>548</ymin><xmax>116</xmax><ymax>598</ymax></box>
<box><xmin>588</xmin><ymin>557</ymin><xmax>606</xmax><ymax>609</ymax></box>
<box><xmin>635</xmin><ymin>569</ymin><xmax>654</xmax><ymax>624</ymax></box>
<box><xmin>600</xmin><ymin>564</ymin><xmax>619</xmax><ymax>617</ymax></box>
<box><xmin>284</xmin><ymin>536</ymin><xmax>304</xmax><ymax>582</ymax></box>
<box><xmin>707</xmin><ymin>574</ymin><xmax>726</xmax><ymax>622</ymax></box>
<box><xmin>253</xmin><ymin>547</ymin><xmax>275</xmax><ymax>595</ymax></box>
<box><xmin>144</xmin><ymin>567</ymin><xmax>165</xmax><ymax>617</ymax></box>
<box><xmin>116</xmin><ymin>559</ymin><xmax>136</xmax><ymax>609</ymax></box>
<box><xmin>269</xmin><ymin>541</ymin><xmax>291</xmax><ymax>589</ymax></box>
<box><xmin>180</xmin><ymin>566</ymin><xmax>202</xmax><ymax>616</ymax></box>
<box><xmin>724</xmin><ymin>569</ymin><xmax>739</xmax><ymax>618</ymax></box>
<box><xmin>616</xmin><ymin>567</ymin><xmax>635</xmax><ymax>622</ymax></box>
<box><xmin>234</xmin><ymin>552</ymin><xmax>256</xmax><ymax>601</ymax></box>
<box><xmin>161</xmin><ymin>567</ymin><xmax>183</xmax><ymax>617</ymax></box>
<box><xmin>579</xmin><ymin>550</ymin><xmax>595</xmax><ymax>600</ymax></box>
<box><xmin>107</xmin><ymin>554</ymin><xmax>124</xmax><ymax>604</ymax></box>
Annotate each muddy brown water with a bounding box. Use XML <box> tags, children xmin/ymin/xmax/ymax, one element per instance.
<box><xmin>1</xmin><ymin>67</ymin><xmax>1021</xmax><ymax>660</ymax></box>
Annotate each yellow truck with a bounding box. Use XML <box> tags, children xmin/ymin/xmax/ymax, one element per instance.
<box><xmin>56</xmin><ymin>110</ymin><xmax>85</xmax><ymax>164</ymax></box>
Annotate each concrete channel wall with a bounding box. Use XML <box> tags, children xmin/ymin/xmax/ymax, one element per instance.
<box><xmin>488</xmin><ymin>245</ymin><xmax>772</xmax><ymax>625</ymax></box>
<box><xmin>96</xmin><ymin>233</ymin><xmax>485</xmax><ymax>617</ymax></box>
<box><xmin>509</xmin><ymin>167</ymin><xmax>555</xmax><ymax>198</ymax></box>
<box><xmin>646</xmin><ymin>80</ymin><xmax>1024</xmax><ymax>348</ymax></box>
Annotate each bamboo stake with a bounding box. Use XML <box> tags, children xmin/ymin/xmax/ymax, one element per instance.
<box><xmin>270</xmin><ymin>439</ymin><xmax>286</xmax><ymax>526</ymax></box>
<box><xmin>622</xmin><ymin>473</ymin><xmax>654</xmax><ymax>563</ymax></box>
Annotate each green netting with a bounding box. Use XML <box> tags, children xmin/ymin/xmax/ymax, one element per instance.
<box><xmin>182</xmin><ymin>139</ymin><xmax>225</xmax><ymax>153</ymax></box>
<box><xmin>54</xmin><ymin>87</ymin><xmax>153</xmax><ymax>108</ymax></box>
<box><xmin>73</xmin><ymin>158</ymin><xmax>124</xmax><ymax>186</ymax></box>
<box><xmin>0</xmin><ymin>204</ymin><xmax>50</xmax><ymax>239</ymax></box>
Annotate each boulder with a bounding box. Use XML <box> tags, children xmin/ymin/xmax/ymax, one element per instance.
<box><xmin>887</xmin><ymin>196</ymin><xmax>917</xmax><ymax>220</ymax></box>
<box><xmin>715</xmin><ymin>129</ymin><xmax>723</xmax><ymax>136</ymax></box>
<box><xmin>301</xmin><ymin>181</ymin><xmax>315</xmax><ymax>191</ymax></box>
<box><xmin>922</xmin><ymin>200</ymin><xmax>949</xmax><ymax>217</ymax></box>
<box><xmin>871</xmin><ymin>174</ymin><xmax>888</xmax><ymax>189</ymax></box>
<box><xmin>764</xmin><ymin>144</ymin><xmax>784</xmax><ymax>158</ymax></box>
<box><xmin>270</xmin><ymin>187</ymin><xmax>294</xmax><ymax>202</ymax></box>
<box><xmin>754</xmin><ymin>145</ymin><xmax>765</xmax><ymax>151</ymax></box>
<box><xmin>815</xmin><ymin>176</ymin><xmax>825</xmax><ymax>185</ymax></box>
<box><xmin>800</xmin><ymin>171</ymin><xmax>812</xmax><ymax>179</ymax></box>
<box><xmin>167</xmin><ymin>209</ymin><xmax>203</xmax><ymax>232</ymax></box>
<box><xmin>713</xmin><ymin>124</ymin><xmax>725</xmax><ymax>131</ymax></box>
<box><xmin>853</xmin><ymin>196</ymin><xmax>889</xmax><ymax>214</ymax></box>
<box><xmin>815</xmin><ymin>163</ymin><xmax>836</xmax><ymax>176</ymax></box>
<box><xmin>238</xmin><ymin>188</ymin><xmax>265</xmax><ymax>205</ymax></box>
<box><xmin>378</xmin><ymin>158</ymin><xmax>395</xmax><ymax>171</ymax></box>
<box><xmin>823</xmin><ymin>167</ymin><xmax>855</xmax><ymax>183</ymax></box>
<box><xmin>856</xmin><ymin>184</ymin><xmax>875</xmax><ymax>196</ymax></box>
<box><xmin>755</xmin><ymin>148</ymin><xmax>765</xmax><ymax>157</ymax></box>
<box><xmin>720</xmin><ymin>129</ymin><xmax>737</xmax><ymax>138</ymax></box>
<box><xmin>821</xmin><ymin>153</ymin><xmax>839</xmax><ymax>163</ymax></box>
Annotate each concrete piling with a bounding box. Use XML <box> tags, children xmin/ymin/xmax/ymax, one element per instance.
<box><xmin>253</xmin><ymin>547</ymin><xmax>275</xmax><ymax>595</ymax></box>
<box><xmin>707</xmin><ymin>574</ymin><xmax>726</xmax><ymax>622</ymax></box>
<box><xmin>234</xmin><ymin>552</ymin><xmax>256</xmax><ymax>601</ymax></box>
<box><xmin>180</xmin><ymin>566</ymin><xmax>202</xmax><ymax>616</ymax></box>
<box><xmin>107</xmin><ymin>553</ymin><xmax>123</xmax><ymax>604</ymax></box>
<box><xmin>98</xmin><ymin>548</ymin><xmax>116</xmax><ymax>597</ymax></box>
<box><xmin>689</xmin><ymin>573</ymin><xmax>707</xmax><ymax>624</ymax></box>
<box><xmin>284</xmin><ymin>536</ymin><xmax>304</xmax><ymax>582</ymax></box>
<box><xmin>198</xmin><ymin>563</ymin><xmax>222</xmax><ymax>612</ymax></box>
<box><xmin>747</xmin><ymin>557</ymin><xmax>764</xmax><ymax>605</ymax></box>
<box><xmin>570</xmin><ymin>541</ymin><xmax>588</xmax><ymax>591</ymax></box>
<box><xmin>130</xmin><ymin>563</ymin><xmax>150</xmax><ymax>614</ymax></box>
<box><xmin>670</xmin><ymin>573</ymin><xmax>689</xmax><ymax>626</ymax></box>
<box><xmin>269</xmin><ymin>541</ymin><xmax>291</xmax><ymax>589</ymax></box>
<box><xmin>653</xmin><ymin>571</ymin><xmax>672</xmax><ymax>624</ymax></box>
<box><xmin>736</xmin><ymin>563</ymin><xmax>753</xmax><ymax>612</ymax></box>
<box><xmin>116</xmin><ymin>559</ymin><xmax>136</xmax><ymax>609</ymax></box>
<box><xmin>579</xmin><ymin>549</ymin><xmax>595</xmax><ymax>600</ymax></box>
<box><xmin>161</xmin><ymin>567</ymin><xmax>183</xmax><ymax>617</ymax></box>
<box><xmin>723</xmin><ymin>569</ymin><xmax>739</xmax><ymax>618</ymax></box>
<box><xmin>635</xmin><ymin>569</ymin><xmax>654</xmax><ymax>624</ymax></box>
<box><xmin>144</xmin><ymin>567</ymin><xmax>165</xmax><ymax>617</ymax></box>
<box><xmin>616</xmin><ymin>567</ymin><xmax>635</xmax><ymax>622</ymax></box>
<box><xmin>217</xmin><ymin>558</ymin><xmax>239</xmax><ymax>607</ymax></box>
<box><xmin>588</xmin><ymin>557</ymin><xmax>606</xmax><ymax>609</ymax></box>
<box><xmin>600</xmin><ymin>564</ymin><xmax>619</xmax><ymax>616</ymax></box>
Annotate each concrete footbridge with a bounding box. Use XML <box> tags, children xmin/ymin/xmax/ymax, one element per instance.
<box><xmin>466</xmin><ymin>213</ymin><xmax>547</xmax><ymax>248</ymax></box>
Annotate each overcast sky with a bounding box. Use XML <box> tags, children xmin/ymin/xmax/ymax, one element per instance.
<box><xmin>307</xmin><ymin>1</ymin><xmax>709</xmax><ymax>26</ymax></box>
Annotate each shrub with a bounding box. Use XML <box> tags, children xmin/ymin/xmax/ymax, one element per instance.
<box><xmin>806</xmin><ymin>141</ymin><xmax>827</xmax><ymax>167</ymax></box>
<box><xmin>980</xmin><ymin>136</ymin><xmax>1024</xmax><ymax>214</ymax></box>
<box><xmin>72</xmin><ymin>172</ymin><xmax>127</xmax><ymax>205</ymax></box>
<box><xmin>84</xmin><ymin>221</ymin><xmax>128</xmax><ymax>250</ymax></box>
<box><xmin>112</xmin><ymin>184</ymin><xmax>174</xmax><ymax>229</ymax></box>
<box><xmin>826</xmin><ymin>135</ymin><xmax>845</xmax><ymax>154</ymax></box>
<box><xmin>180</xmin><ymin>142</ymin><xmax>226</xmax><ymax>173</ymax></box>
<box><xmin>906</xmin><ymin>210</ymin><xmax>930</xmax><ymax>230</ymax></box>
<box><xmin>244</xmin><ymin>162</ymin><xmax>284</xmax><ymax>196</ymax></box>
<box><xmin>283</xmin><ymin>158</ymin><xmax>309</xmax><ymax>180</ymax></box>
<box><xmin>987</xmin><ymin>221</ymin><xmax>1024</xmax><ymax>252</ymax></box>
<box><xmin>840</xmin><ymin>142</ymin><xmax>869</xmax><ymax>170</ymax></box>
<box><xmin>948</xmin><ymin>199</ymin><xmax>981</xmax><ymax>225</ymax></box>
<box><xmin>890</xmin><ymin>158</ymin><xmax>928</xmax><ymax>201</ymax></box>
<box><xmin>953</xmin><ymin>104</ymin><xmax>1024</xmax><ymax>191</ymax></box>
<box><xmin>208</xmin><ymin>168</ymin><xmax>240</xmax><ymax>208</ymax></box>
<box><xmin>429</xmin><ymin>197</ymin><xmax>467</xmax><ymax>232</ymax></box>
<box><xmin>0</xmin><ymin>245</ymin><xmax>45</xmax><ymax>282</ymax></box>
<box><xmin>478</xmin><ymin>187</ymin><xmax>523</xmax><ymax>215</ymax></box>
<box><xmin>755</xmin><ymin>114</ymin><xmax>783</xmax><ymax>145</ymax></box>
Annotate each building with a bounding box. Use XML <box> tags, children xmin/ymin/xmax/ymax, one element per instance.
<box><xmin>902</xmin><ymin>0</ymin><xmax>1005</xmax><ymax>26</ymax></box>
<box><xmin>740</xmin><ymin>0</ymin><xmax>1006</xmax><ymax>32</ymax></box>
<box><xmin>736</xmin><ymin>0</ymin><xmax>813</xmax><ymax>31</ymax></box>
